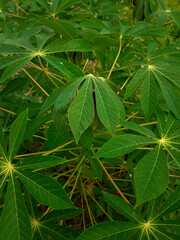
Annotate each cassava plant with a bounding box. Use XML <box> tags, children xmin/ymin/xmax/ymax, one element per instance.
<box><xmin>0</xmin><ymin>0</ymin><xmax>179</xmax><ymax>239</ymax></box>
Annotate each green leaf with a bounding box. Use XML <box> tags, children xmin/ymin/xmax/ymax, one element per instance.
<box><xmin>170</xmin><ymin>10</ymin><xmax>180</xmax><ymax>28</ymax></box>
<box><xmin>119</xmin><ymin>120</ymin><xmax>157</xmax><ymax>139</ymax></box>
<box><xmin>103</xmin><ymin>192</ymin><xmax>144</xmax><ymax>223</ymax></box>
<box><xmin>16</xmin><ymin>155</ymin><xmax>67</xmax><ymax>169</ymax></box>
<box><xmin>23</xmin><ymin>114</ymin><xmax>50</xmax><ymax>140</ymax></box>
<box><xmin>77</xmin><ymin>222</ymin><xmax>140</xmax><ymax>240</ymax></box>
<box><xmin>68</xmin><ymin>77</ymin><xmax>94</xmax><ymax>141</ymax></box>
<box><xmin>152</xmin><ymin>187</ymin><xmax>180</xmax><ymax>221</ymax></box>
<box><xmin>40</xmin><ymin>224</ymin><xmax>79</xmax><ymax>240</ymax></box>
<box><xmin>165</xmin><ymin>146</ymin><xmax>180</xmax><ymax>169</ymax></box>
<box><xmin>15</xmin><ymin>170</ymin><xmax>75</xmax><ymax>210</ymax></box>
<box><xmin>105</xmin><ymin>79</ymin><xmax>125</xmax><ymax>120</ymax></box>
<box><xmin>40</xmin><ymin>208</ymin><xmax>84</xmax><ymax>223</ymax></box>
<box><xmin>0</xmin><ymin>174</ymin><xmax>31</xmax><ymax>240</ymax></box>
<box><xmin>45</xmin><ymin>39</ymin><xmax>94</xmax><ymax>54</ymax></box>
<box><xmin>0</xmin><ymin>121</ymin><xmax>7</xmax><ymax>161</ymax></box>
<box><xmin>0</xmin><ymin>44</ymin><xmax>27</xmax><ymax>54</ymax></box>
<box><xmin>156</xmin><ymin>109</ymin><xmax>165</xmax><ymax>138</ymax></box>
<box><xmin>0</xmin><ymin>173</ymin><xmax>9</xmax><ymax>198</ymax></box>
<box><xmin>134</xmin><ymin>145</ymin><xmax>169</xmax><ymax>207</ymax></box>
<box><xmin>8</xmin><ymin>109</ymin><xmax>28</xmax><ymax>161</ymax></box>
<box><xmin>39</xmin><ymin>87</ymin><xmax>64</xmax><ymax>114</ymax></box>
<box><xmin>54</xmin><ymin>77</ymin><xmax>85</xmax><ymax>116</ymax></box>
<box><xmin>94</xmin><ymin>134</ymin><xmax>156</xmax><ymax>158</ymax></box>
<box><xmin>0</xmin><ymin>56</ymin><xmax>33</xmax><ymax>83</ymax></box>
<box><xmin>47</xmin><ymin>118</ymin><xmax>69</xmax><ymax>149</ymax></box>
<box><xmin>43</xmin><ymin>55</ymin><xmax>84</xmax><ymax>81</ymax></box>
<box><xmin>123</xmin><ymin>68</ymin><xmax>148</xmax><ymax>99</ymax></box>
<box><xmin>153</xmin><ymin>71</ymin><xmax>180</xmax><ymax>119</ymax></box>
<box><xmin>93</xmin><ymin>77</ymin><xmax>119</xmax><ymax>135</ymax></box>
<box><xmin>42</xmin><ymin>19</ymin><xmax>79</xmax><ymax>39</ymax></box>
<box><xmin>140</xmin><ymin>71</ymin><xmax>158</xmax><ymax>119</ymax></box>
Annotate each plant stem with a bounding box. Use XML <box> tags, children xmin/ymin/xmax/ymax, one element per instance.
<box><xmin>22</xmin><ymin>68</ymin><xmax>49</xmax><ymax>97</ymax></box>
<box><xmin>107</xmin><ymin>36</ymin><xmax>123</xmax><ymax>79</ymax></box>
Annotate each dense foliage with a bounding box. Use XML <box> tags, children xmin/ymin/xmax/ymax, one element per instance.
<box><xmin>0</xmin><ymin>0</ymin><xmax>180</xmax><ymax>239</ymax></box>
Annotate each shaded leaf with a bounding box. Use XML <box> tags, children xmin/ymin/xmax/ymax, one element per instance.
<box><xmin>16</xmin><ymin>170</ymin><xmax>75</xmax><ymax>210</ymax></box>
<box><xmin>0</xmin><ymin>174</ymin><xmax>31</xmax><ymax>240</ymax></box>
<box><xmin>135</xmin><ymin>146</ymin><xmax>168</xmax><ymax>207</ymax></box>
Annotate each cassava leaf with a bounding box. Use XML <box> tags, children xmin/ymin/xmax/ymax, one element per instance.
<box><xmin>103</xmin><ymin>192</ymin><xmax>144</xmax><ymax>223</ymax></box>
<box><xmin>93</xmin><ymin>77</ymin><xmax>119</xmax><ymax>135</ymax></box>
<box><xmin>0</xmin><ymin>174</ymin><xmax>31</xmax><ymax>240</ymax></box>
<box><xmin>15</xmin><ymin>155</ymin><xmax>67</xmax><ymax>169</ymax></box>
<box><xmin>8</xmin><ymin>109</ymin><xmax>28</xmax><ymax>161</ymax></box>
<box><xmin>134</xmin><ymin>145</ymin><xmax>169</xmax><ymax>207</ymax></box>
<box><xmin>68</xmin><ymin>77</ymin><xmax>94</xmax><ymax>141</ymax></box>
<box><xmin>15</xmin><ymin>170</ymin><xmax>75</xmax><ymax>210</ymax></box>
<box><xmin>94</xmin><ymin>134</ymin><xmax>156</xmax><ymax>158</ymax></box>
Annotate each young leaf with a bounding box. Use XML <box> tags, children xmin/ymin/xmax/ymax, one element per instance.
<box><xmin>103</xmin><ymin>192</ymin><xmax>144</xmax><ymax>223</ymax></box>
<box><xmin>0</xmin><ymin>174</ymin><xmax>31</xmax><ymax>240</ymax></box>
<box><xmin>93</xmin><ymin>77</ymin><xmax>119</xmax><ymax>135</ymax></box>
<box><xmin>77</xmin><ymin>222</ymin><xmax>140</xmax><ymax>240</ymax></box>
<box><xmin>134</xmin><ymin>145</ymin><xmax>169</xmax><ymax>207</ymax></box>
<box><xmin>8</xmin><ymin>109</ymin><xmax>28</xmax><ymax>161</ymax></box>
<box><xmin>94</xmin><ymin>134</ymin><xmax>156</xmax><ymax>158</ymax></box>
<box><xmin>140</xmin><ymin>71</ymin><xmax>158</xmax><ymax>119</ymax></box>
<box><xmin>15</xmin><ymin>170</ymin><xmax>75</xmax><ymax>210</ymax></box>
<box><xmin>68</xmin><ymin>77</ymin><xmax>94</xmax><ymax>141</ymax></box>
<box><xmin>16</xmin><ymin>155</ymin><xmax>67</xmax><ymax>169</ymax></box>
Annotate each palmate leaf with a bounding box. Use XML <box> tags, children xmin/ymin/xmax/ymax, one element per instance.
<box><xmin>77</xmin><ymin>222</ymin><xmax>140</xmax><ymax>240</ymax></box>
<box><xmin>68</xmin><ymin>77</ymin><xmax>94</xmax><ymax>141</ymax></box>
<box><xmin>8</xmin><ymin>109</ymin><xmax>28</xmax><ymax>162</ymax></box>
<box><xmin>0</xmin><ymin>174</ymin><xmax>31</xmax><ymax>240</ymax></box>
<box><xmin>103</xmin><ymin>192</ymin><xmax>144</xmax><ymax>223</ymax></box>
<box><xmin>15</xmin><ymin>155</ymin><xmax>67</xmax><ymax>169</ymax></box>
<box><xmin>15</xmin><ymin>170</ymin><xmax>75</xmax><ymax>210</ymax></box>
<box><xmin>134</xmin><ymin>145</ymin><xmax>169</xmax><ymax>207</ymax></box>
<box><xmin>94</xmin><ymin>134</ymin><xmax>156</xmax><ymax>158</ymax></box>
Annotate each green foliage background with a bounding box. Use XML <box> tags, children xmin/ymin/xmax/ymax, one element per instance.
<box><xmin>0</xmin><ymin>0</ymin><xmax>179</xmax><ymax>239</ymax></box>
